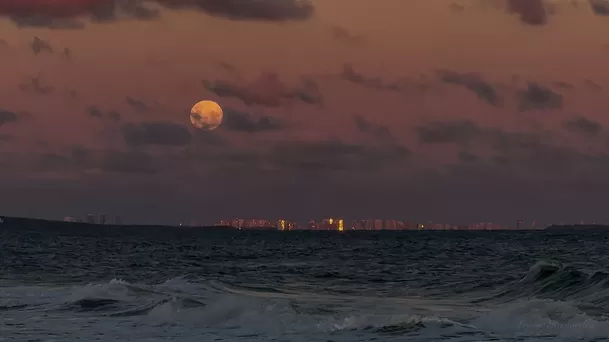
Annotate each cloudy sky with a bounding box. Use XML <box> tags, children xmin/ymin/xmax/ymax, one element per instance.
<box><xmin>1</xmin><ymin>0</ymin><xmax>609</xmax><ymax>225</ymax></box>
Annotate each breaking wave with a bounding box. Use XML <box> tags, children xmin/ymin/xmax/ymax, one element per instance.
<box><xmin>6</xmin><ymin>263</ymin><xmax>609</xmax><ymax>341</ymax></box>
<box><xmin>474</xmin><ymin>261</ymin><xmax>609</xmax><ymax>311</ymax></box>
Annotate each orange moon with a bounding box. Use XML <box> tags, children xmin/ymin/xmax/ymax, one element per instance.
<box><xmin>190</xmin><ymin>100</ymin><xmax>223</xmax><ymax>130</ymax></box>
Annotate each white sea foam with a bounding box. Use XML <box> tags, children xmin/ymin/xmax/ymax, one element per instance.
<box><xmin>2</xmin><ymin>278</ymin><xmax>609</xmax><ymax>342</ymax></box>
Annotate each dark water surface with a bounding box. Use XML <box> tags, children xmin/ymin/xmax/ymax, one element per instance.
<box><xmin>2</xmin><ymin>224</ymin><xmax>609</xmax><ymax>341</ymax></box>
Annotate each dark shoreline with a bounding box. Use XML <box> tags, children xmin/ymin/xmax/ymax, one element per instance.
<box><xmin>545</xmin><ymin>224</ymin><xmax>609</xmax><ymax>231</ymax></box>
<box><xmin>0</xmin><ymin>216</ymin><xmax>231</xmax><ymax>231</ymax></box>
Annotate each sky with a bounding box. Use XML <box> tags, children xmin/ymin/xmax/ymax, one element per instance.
<box><xmin>1</xmin><ymin>0</ymin><xmax>609</xmax><ymax>226</ymax></box>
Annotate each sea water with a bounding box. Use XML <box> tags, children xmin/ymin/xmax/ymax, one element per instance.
<box><xmin>2</xmin><ymin>225</ymin><xmax>609</xmax><ymax>341</ymax></box>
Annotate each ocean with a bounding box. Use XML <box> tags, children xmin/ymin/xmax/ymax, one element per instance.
<box><xmin>2</xmin><ymin>224</ymin><xmax>609</xmax><ymax>342</ymax></box>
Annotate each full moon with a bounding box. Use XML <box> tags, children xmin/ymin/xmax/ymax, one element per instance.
<box><xmin>190</xmin><ymin>100</ymin><xmax>223</xmax><ymax>130</ymax></box>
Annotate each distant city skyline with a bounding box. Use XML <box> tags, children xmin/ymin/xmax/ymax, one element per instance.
<box><xmin>56</xmin><ymin>212</ymin><xmax>605</xmax><ymax>230</ymax></box>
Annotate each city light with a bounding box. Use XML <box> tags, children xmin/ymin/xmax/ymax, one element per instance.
<box><xmin>215</xmin><ymin>218</ymin><xmax>532</xmax><ymax>231</ymax></box>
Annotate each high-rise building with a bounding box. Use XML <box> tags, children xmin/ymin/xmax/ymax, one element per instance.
<box><xmin>321</xmin><ymin>218</ymin><xmax>336</xmax><ymax>230</ymax></box>
<box><xmin>319</xmin><ymin>218</ymin><xmax>345</xmax><ymax>231</ymax></box>
<box><xmin>86</xmin><ymin>214</ymin><xmax>96</xmax><ymax>224</ymax></box>
<box><xmin>63</xmin><ymin>216</ymin><xmax>76</xmax><ymax>222</ymax></box>
<box><xmin>278</xmin><ymin>220</ymin><xmax>286</xmax><ymax>231</ymax></box>
<box><xmin>308</xmin><ymin>220</ymin><xmax>318</xmax><ymax>230</ymax></box>
<box><xmin>351</xmin><ymin>220</ymin><xmax>365</xmax><ymax>230</ymax></box>
<box><xmin>385</xmin><ymin>220</ymin><xmax>397</xmax><ymax>230</ymax></box>
<box><xmin>277</xmin><ymin>220</ymin><xmax>296</xmax><ymax>231</ymax></box>
<box><xmin>373</xmin><ymin>219</ymin><xmax>383</xmax><ymax>230</ymax></box>
<box><xmin>99</xmin><ymin>214</ymin><xmax>106</xmax><ymax>225</ymax></box>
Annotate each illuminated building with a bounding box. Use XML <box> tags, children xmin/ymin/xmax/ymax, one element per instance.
<box><xmin>63</xmin><ymin>216</ymin><xmax>76</xmax><ymax>222</ymax></box>
<box><xmin>276</xmin><ymin>220</ymin><xmax>296</xmax><ymax>231</ymax></box>
<box><xmin>351</xmin><ymin>220</ymin><xmax>365</xmax><ymax>230</ymax></box>
<box><xmin>319</xmin><ymin>218</ymin><xmax>345</xmax><ymax>231</ymax></box>
<box><xmin>278</xmin><ymin>220</ymin><xmax>286</xmax><ymax>231</ymax></box>
<box><xmin>217</xmin><ymin>218</ymin><xmax>277</xmax><ymax>230</ymax></box>
<box><xmin>308</xmin><ymin>220</ymin><xmax>318</xmax><ymax>230</ymax></box>
<box><xmin>468</xmin><ymin>222</ymin><xmax>503</xmax><ymax>230</ymax></box>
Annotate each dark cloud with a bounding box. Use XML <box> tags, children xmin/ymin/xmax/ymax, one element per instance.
<box><xmin>449</xmin><ymin>3</ymin><xmax>466</xmax><ymax>12</ymax></box>
<box><xmin>488</xmin><ymin>130</ymin><xmax>547</xmax><ymax>155</ymax></box>
<box><xmin>0</xmin><ymin>0</ymin><xmax>314</xmax><ymax>29</ymax></box>
<box><xmin>354</xmin><ymin>115</ymin><xmax>397</xmax><ymax>145</ymax></box>
<box><xmin>269</xmin><ymin>139</ymin><xmax>410</xmax><ymax>173</ymax></box>
<box><xmin>19</xmin><ymin>76</ymin><xmax>54</xmax><ymax>95</ymax></box>
<box><xmin>416</xmin><ymin>119</ymin><xmax>604</xmax><ymax>175</ymax></box>
<box><xmin>0</xmin><ymin>110</ymin><xmax>19</xmax><ymax>126</ymax></box>
<box><xmin>339</xmin><ymin>64</ymin><xmax>433</xmax><ymax>96</ymax></box>
<box><xmin>457</xmin><ymin>151</ymin><xmax>478</xmax><ymax>163</ymax></box>
<box><xmin>125</xmin><ymin>96</ymin><xmax>148</xmax><ymax>113</ymax></box>
<box><xmin>507</xmin><ymin>0</ymin><xmax>547</xmax><ymax>25</ymax></box>
<box><xmin>107</xmin><ymin>111</ymin><xmax>121</xmax><ymax>121</ymax></box>
<box><xmin>330</xmin><ymin>25</ymin><xmax>362</xmax><ymax>44</ymax></box>
<box><xmin>12</xmin><ymin>16</ymin><xmax>85</xmax><ymax>29</ymax></box>
<box><xmin>563</xmin><ymin>116</ymin><xmax>603</xmax><ymax>136</ymax></box>
<box><xmin>89</xmin><ymin>149</ymin><xmax>158</xmax><ymax>174</ymax></box>
<box><xmin>87</xmin><ymin>106</ymin><xmax>121</xmax><ymax>122</ymax></box>
<box><xmin>189</xmin><ymin>112</ymin><xmax>218</xmax><ymax>131</ymax></box>
<box><xmin>184</xmin><ymin>135</ymin><xmax>411</xmax><ymax>175</ymax></box>
<box><xmin>437</xmin><ymin>70</ymin><xmax>502</xmax><ymax>107</ymax></box>
<box><xmin>217</xmin><ymin>61</ymin><xmax>241</xmax><ymax>78</ymax></box>
<box><xmin>552</xmin><ymin>81</ymin><xmax>575</xmax><ymax>90</ymax></box>
<box><xmin>589</xmin><ymin>0</ymin><xmax>609</xmax><ymax>15</ymax></box>
<box><xmin>31</xmin><ymin>36</ymin><xmax>53</xmax><ymax>55</ymax></box>
<box><xmin>222</xmin><ymin>109</ymin><xmax>283</xmax><ymax>133</ymax></box>
<box><xmin>341</xmin><ymin>64</ymin><xmax>406</xmax><ymax>92</ymax></box>
<box><xmin>584</xmin><ymin>79</ymin><xmax>603</xmax><ymax>91</ymax></box>
<box><xmin>192</xmin><ymin>130</ymin><xmax>231</xmax><ymax>148</ymax></box>
<box><xmin>37</xmin><ymin>146</ymin><xmax>159</xmax><ymax>174</ymax></box>
<box><xmin>87</xmin><ymin>106</ymin><xmax>103</xmax><ymax>118</ymax></box>
<box><xmin>491</xmin><ymin>140</ymin><xmax>605</xmax><ymax>173</ymax></box>
<box><xmin>204</xmin><ymin>72</ymin><xmax>322</xmax><ymax>107</ymax></box>
<box><xmin>0</xmin><ymin>134</ymin><xmax>13</xmax><ymax>143</ymax></box>
<box><xmin>63</xmin><ymin>47</ymin><xmax>73</xmax><ymax>61</ymax></box>
<box><xmin>294</xmin><ymin>77</ymin><xmax>323</xmax><ymax>105</ymax></box>
<box><xmin>416</xmin><ymin>120</ymin><xmax>483</xmax><ymax>145</ymax></box>
<box><xmin>517</xmin><ymin>82</ymin><xmax>563</xmax><ymax>111</ymax></box>
<box><xmin>417</xmin><ymin>119</ymin><xmax>556</xmax><ymax>161</ymax></box>
<box><xmin>157</xmin><ymin>0</ymin><xmax>314</xmax><ymax>21</ymax></box>
<box><xmin>122</xmin><ymin>121</ymin><xmax>192</xmax><ymax>147</ymax></box>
